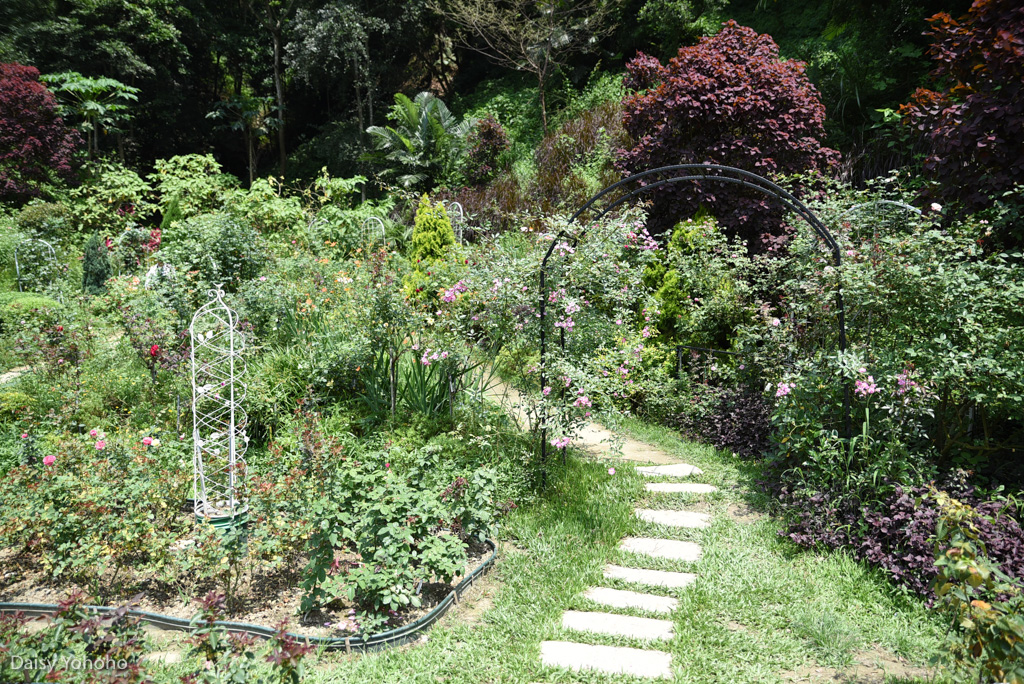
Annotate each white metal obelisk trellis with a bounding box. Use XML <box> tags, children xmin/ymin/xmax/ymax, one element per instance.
<box><xmin>444</xmin><ymin>201</ymin><xmax>465</xmax><ymax>243</ymax></box>
<box><xmin>361</xmin><ymin>216</ymin><xmax>386</xmax><ymax>245</ymax></box>
<box><xmin>190</xmin><ymin>286</ymin><xmax>248</xmax><ymax>523</ymax></box>
<box><xmin>14</xmin><ymin>238</ymin><xmax>58</xmax><ymax>295</ymax></box>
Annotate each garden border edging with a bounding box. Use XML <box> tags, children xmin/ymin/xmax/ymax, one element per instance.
<box><xmin>0</xmin><ymin>539</ymin><xmax>497</xmax><ymax>653</ymax></box>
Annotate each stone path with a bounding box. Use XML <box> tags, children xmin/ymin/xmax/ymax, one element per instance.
<box><xmin>539</xmin><ymin>419</ymin><xmax>716</xmax><ymax>680</ymax></box>
<box><xmin>484</xmin><ymin>378</ymin><xmax>714</xmax><ymax>680</ymax></box>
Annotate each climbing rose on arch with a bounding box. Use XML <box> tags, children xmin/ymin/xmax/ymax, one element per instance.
<box><xmin>617</xmin><ymin>22</ymin><xmax>838</xmax><ymax>249</ymax></box>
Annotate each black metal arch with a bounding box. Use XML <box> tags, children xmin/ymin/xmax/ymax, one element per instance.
<box><xmin>537</xmin><ymin>164</ymin><xmax>850</xmax><ymax>467</ymax></box>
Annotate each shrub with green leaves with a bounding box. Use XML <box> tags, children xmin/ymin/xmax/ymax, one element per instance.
<box><xmin>760</xmin><ymin>207</ymin><xmax>1024</xmax><ymax>493</ymax></box>
<box><xmin>148</xmin><ymin>153</ymin><xmax>238</xmax><ymax>218</ymax></box>
<box><xmin>160</xmin><ymin>212</ymin><xmax>266</xmax><ymax>293</ymax></box>
<box><xmin>16</xmin><ymin>202</ymin><xmax>72</xmax><ymax>242</ymax></box>
<box><xmin>224</xmin><ymin>176</ymin><xmax>304</xmax><ymax>234</ymax></box>
<box><xmin>0</xmin><ymin>291</ymin><xmax>63</xmax><ymax>336</ymax></box>
<box><xmin>68</xmin><ymin>161</ymin><xmax>156</xmax><ymax>235</ymax></box>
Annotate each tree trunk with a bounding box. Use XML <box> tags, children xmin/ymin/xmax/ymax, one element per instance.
<box><xmin>245</xmin><ymin>129</ymin><xmax>254</xmax><ymax>186</ymax></box>
<box><xmin>538</xmin><ymin>70</ymin><xmax>548</xmax><ymax>133</ymax></box>
<box><xmin>272</xmin><ymin>28</ymin><xmax>287</xmax><ymax>177</ymax></box>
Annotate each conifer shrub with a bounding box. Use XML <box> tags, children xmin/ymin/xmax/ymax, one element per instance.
<box><xmin>410</xmin><ymin>195</ymin><xmax>455</xmax><ymax>262</ymax></box>
<box><xmin>405</xmin><ymin>195</ymin><xmax>456</xmax><ymax>299</ymax></box>
<box><xmin>81</xmin><ymin>233</ymin><xmax>111</xmax><ymax>295</ymax></box>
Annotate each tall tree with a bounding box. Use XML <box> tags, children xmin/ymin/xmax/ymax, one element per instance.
<box><xmin>286</xmin><ymin>3</ymin><xmax>385</xmax><ymax>139</ymax></box>
<box><xmin>41</xmin><ymin>71</ymin><xmax>139</xmax><ymax>161</ymax></box>
<box><xmin>249</xmin><ymin>0</ymin><xmax>298</xmax><ymax>176</ymax></box>
<box><xmin>436</xmin><ymin>0</ymin><xmax>617</xmax><ymax>132</ymax></box>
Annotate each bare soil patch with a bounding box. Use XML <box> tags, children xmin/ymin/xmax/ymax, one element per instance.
<box><xmin>0</xmin><ymin>541</ymin><xmax>494</xmax><ymax>639</ymax></box>
<box><xmin>781</xmin><ymin>647</ymin><xmax>936</xmax><ymax>682</ymax></box>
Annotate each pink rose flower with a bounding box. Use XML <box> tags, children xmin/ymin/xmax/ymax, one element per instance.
<box><xmin>90</xmin><ymin>429</ymin><xmax>98</xmax><ymax>437</ymax></box>
<box><xmin>20</xmin><ymin>433</ymin><xmax>27</xmax><ymax>439</ymax></box>
<box><xmin>95</xmin><ymin>440</ymin><xmax>106</xmax><ymax>450</ymax></box>
<box><xmin>608</xmin><ymin>467</ymin><xmax>616</xmax><ymax>475</ymax></box>
<box><xmin>43</xmin><ymin>455</ymin><xmax>56</xmax><ymax>466</ymax></box>
<box><xmin>142</xmin><ymin>437</ymin><xmax>153</xmax><ymax>446</ymax></box>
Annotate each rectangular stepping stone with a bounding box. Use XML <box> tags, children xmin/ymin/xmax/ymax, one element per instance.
<box><xmin>637</xmin><ymin>463</ymin><xmax>703</xmax><ymax>478</ymax></box>
<box><xmin>645</xmin><ymin>482</ymin><xmax>717</xmax><ymax>494</ymax></box>
<box><xmin>541</xmin><ymin>641</ymin><xmax>673</xmax><ymax>679</ymax></box>
<box><xmin>635</xmin><ymin>508</ymin><xmax>711</xmax><ymax>529</ymax></box>
<box><xmin>604</xmin><ymin>564</ymin><xmax>698</xmax><ymax>588</ymax></box>
<box><xmin>562</xmin><ymin>610</ymin><xmax>674</xmax><ymax>641</ymax></box>
<box><xmin>584</xmin><ymin>586</ymin><xmax>678</xmax><ymax>614</ymax></box>
<box><xmin>620</xmin><ymin>537</ymin><xmax>702</xmax><ymax>561</ymax></box>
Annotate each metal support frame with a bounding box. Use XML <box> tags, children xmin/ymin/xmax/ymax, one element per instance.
<box><xmin>537</xmin><ymin>165</ymin><xmax>850</xmax><ymax>476</ymax></box>
<box><xmin>443</xmin><ymin>201</ymin><xmax>466</xmax><ymax>243</ymax></box>
<box><xmin>14</xmin><ymin>238</ymin><xmax>59</xmax><ymax>297</ymax></box>
<box><xmin>361</xmin><ymin>216</ymin><xmax>386</xmax><ymax>245</ymax></box>
<box><xmin>190</xmin><ymin>286</ymin><xmax>248</xmax><ymax>523</ymax></box>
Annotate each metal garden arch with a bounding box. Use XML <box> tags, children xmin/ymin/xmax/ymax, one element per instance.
<box><xmin>537</xmin><ymin>164</ymin><xmax>850</xmax><ymax>466</ymax></box>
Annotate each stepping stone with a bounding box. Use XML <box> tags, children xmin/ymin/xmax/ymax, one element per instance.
<box><xmin>142</xmin><ymin>651</ymin><xmax>182</xmax><ymax>665</ymax></box>
<box><xmin>635</xmin><ymin>508</ymin><xmax>711</xmax><ymax>529</ymax></box>
<box><xmin>637</xmin><ymin>463</ymin><xmax>703</xmax><ymax>478</ymax></box>
<box><xmin>541</xmin><ymin>641</ymin><xmax>673</xmax><ymax>679</ymax></box>
<box><xmin>604</xmin><ymin>564</ymin><xmax>698</xmax><ymax>589</ymax></box>
<box><xmin>562</xmin><ymin>610</ymin><xmax>674</xmax><ymax>641</ymax></box>
<box><xmin>584</xmin><ymin>586</ymin><xmax>678</xmax><ymax>614</ymax></box>
<box><xmin>620</xmin><ymin>537</ymin><xmax>702</xmax><ymax>562</ymax></box>
<box><xmin>645</xmin><ymin>482</ymin><xmax>717</xmax><ymax>494</ymax></box>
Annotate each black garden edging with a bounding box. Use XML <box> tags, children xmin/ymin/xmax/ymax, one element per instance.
<box><xmin>0</xmin><ymin>539</ymin><xmax>497</xmax><ymax>654</ymax></box>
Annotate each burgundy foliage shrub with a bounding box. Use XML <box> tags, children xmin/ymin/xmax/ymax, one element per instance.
<box><xmin>899</xmin><ymin>0</ymin><xmax>1024</xmax><ymax>214</ymax></box>
<box><xmin>465</xmin><ymin>114</ymin><xmax>510</xmax><ymax>186</ymax></box>
<box><xmin>779</xmin><ymin>482</ymin><xmax>1024</xmax><ymax>597</ymax></box>
<box><xmin>0</xmin><ymin>63</ymin><xmax>80</xmax><ymax>202</ymax></box>
<box><xmin>617</xmin><ymin>22</ymin><xmax>838</xmax><ymax>248</ymax></box>
<box><xmin>670</xmin><ymin>385</ymin><xmax>772</xmax><ymax>459</ymax></box>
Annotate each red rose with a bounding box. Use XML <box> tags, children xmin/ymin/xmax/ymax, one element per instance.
<box><xmin>149</xmin><ymin>344</ymin><xmax>160</xmax><ymax>357</ymax></box>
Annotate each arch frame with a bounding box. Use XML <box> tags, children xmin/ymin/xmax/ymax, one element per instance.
<box><xmin>537</xmin><ymin>164</ymin><xmax>850</xmax><ymax>469</ymax></box>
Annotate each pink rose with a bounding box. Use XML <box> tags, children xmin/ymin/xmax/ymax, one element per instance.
<box><xmin>89</xmin><ymin>429</ymin><xmax>98</xmax><ymax>437</ymax></box>
<box><xmin>95</xmin><ymin>440</ymin><xmax>106</xmax><ymax>450</ymax></box>
<box><xmin>142</xmin><ymin>437</ymin><xmax>153</xmax><ymax>445</ymax></box>
<box><xmin>20</xmin><ymin>433</ymin><xmax>27</xmax><ymax>439</ymax></box>
<box><xmin>43</xmin><ymin>455</ymin><xmax>56</xmax><ymax>466</ymax></box>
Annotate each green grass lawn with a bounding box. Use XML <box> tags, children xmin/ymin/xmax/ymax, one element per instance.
<box><xmin>144</xmin><ymin>419</ymin><xmax>951</xmax><ymax>683</ymax></box>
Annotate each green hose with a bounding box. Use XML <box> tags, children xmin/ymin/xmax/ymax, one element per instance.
<box><xmin>0</xmin><ymin>539</ymin><xmax>496</xmax><ymax>653</ymax></box>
